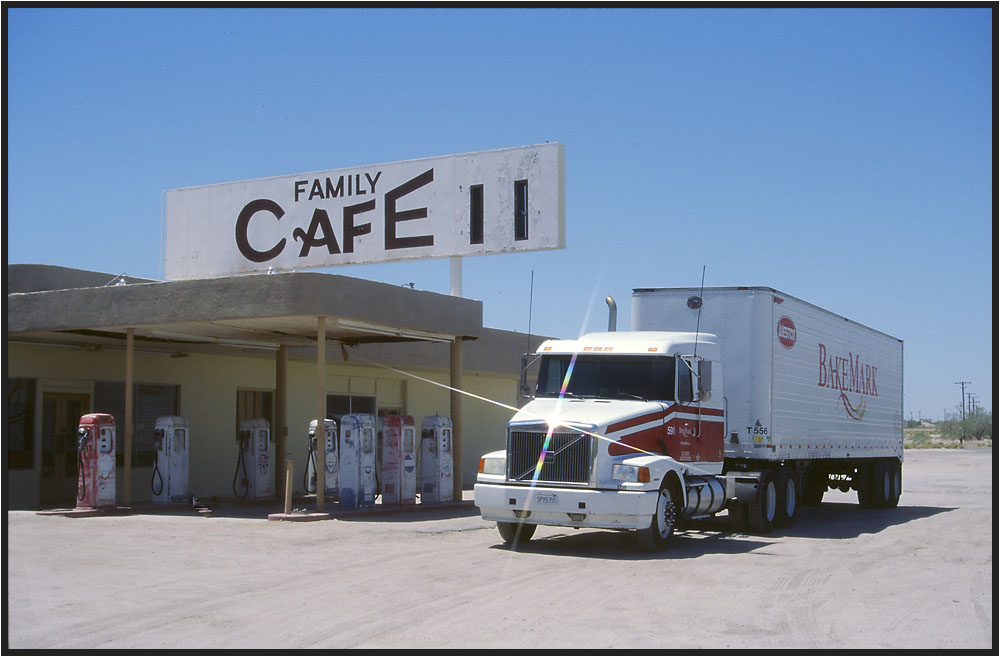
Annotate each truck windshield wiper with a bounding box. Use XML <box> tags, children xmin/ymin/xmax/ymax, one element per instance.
<box><xmin>609</xmin><ymin>392</ymin><xmax>648</xmax><ymax>402</ymax></box>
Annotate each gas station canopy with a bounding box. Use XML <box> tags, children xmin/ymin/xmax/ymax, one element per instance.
<box><xmin>7</xmin><ymin>264</ymin><xmax>483</xmax><ymax>353</ymax></box>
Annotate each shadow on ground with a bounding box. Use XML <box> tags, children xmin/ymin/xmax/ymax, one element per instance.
<box><xmin>485</xmin><ymin>502</ymin><xmax>955</xmax><ymax>561</ymax></box>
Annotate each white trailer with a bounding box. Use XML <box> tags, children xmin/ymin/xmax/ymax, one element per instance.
<box><xmin>474</xmin><ymin>287</ymin><xmax>903</xmax><ymax>550</ymax></box>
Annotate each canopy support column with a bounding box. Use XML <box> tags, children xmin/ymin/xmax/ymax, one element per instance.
<box><xmin>450</xmin><ymin>339</ymin><xmax>463</xmax><ymax>501</ymax></box>
<box><xmin>123</xmin><ymin>327</ymin><xmax>134</xmax><ymax>508</ymax></box>
<box><xmin>275</xmin><ymin>344</ymin><xmax>288</xmax><ymax>500</ymax></box>
<box><xmin>316</xmin><ymin>317</ymin><xmax>326</xmax><ymax>512</ymax></box>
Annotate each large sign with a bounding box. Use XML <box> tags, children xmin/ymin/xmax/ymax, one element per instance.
<box><xmin>164</xmin><ymin>143</ymin><xmax>564</xmax><ymax>279</ymax></box>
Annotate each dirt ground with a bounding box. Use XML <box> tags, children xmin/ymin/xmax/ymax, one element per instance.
<box><xmin>4</xmin><ymin>449</ymin><xmax>994</xmax><ymax>651</ymax></box>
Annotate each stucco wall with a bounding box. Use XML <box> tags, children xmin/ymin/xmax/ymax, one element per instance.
<box><xmin>7</xmin><ymin>341</ymin><xmax>519</xmax><ymax>508</ymax></box>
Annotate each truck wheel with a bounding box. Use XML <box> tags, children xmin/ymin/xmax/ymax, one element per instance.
<box><xmin>856</xmin><ymin>464</ymin><xmax>875</xmax><ymax>508</ymax></box>
<box><xmin>774</xmin><ymin>467</ymin><xmax>798</xmax><ymax>528</ymax></box>
<box><xmin>888</xmin><ymin>461</ymin><xmax>902</xmax><ymax>507</ymax></box>
<box><xmin>747</xmin><ymin>470</ymin><xmax>777</xmax><ymax>534</ymax></box>
<box><xmin>801</xmin><ymin>468</ymin><xmax>825</xmax><ymax>507</ymax></box>
<box><xmin>871</xmin><ymin>461</ymin><xmax>893</xmax><ymax>508</ymax></box>
<box><xmin>637</xmin><ymin>483</ymin><xmax>680</xmax><ymax>552</ymax></box>
<box><xmin>876</xmin><ymin>460</ymin><xmax>902</xmax><ymax>509</ymax></box>
<box><xmin>497</xmin><ymin>521</ymin><xmax>536</xmax><ymax>546</ymax></box>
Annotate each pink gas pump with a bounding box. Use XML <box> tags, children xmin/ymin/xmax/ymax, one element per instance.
<box><xmin>76</xmin><ymin>413</ymin><xmax>116</xmax><ymax>509</ymax></box>
<box><xmin>381</xmin><ymin>414</ymin><xmax>417</xmax><ymax>505</ymax></box>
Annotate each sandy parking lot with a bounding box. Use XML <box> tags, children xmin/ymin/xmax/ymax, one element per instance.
<box><xmin>5</xmin><ymin>449</ymin><xmax>994</xmax><ymax>651</ymax></box>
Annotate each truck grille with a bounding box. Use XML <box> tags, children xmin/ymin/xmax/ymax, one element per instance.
<box><xmin>507</xmin><ymin>429</ymin><xmax>592</xmax><ymax>484</ymax></box>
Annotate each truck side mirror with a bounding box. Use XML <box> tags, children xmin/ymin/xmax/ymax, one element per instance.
<box><xmin>697</xmin><ymin>360</ymin><xmax>713</xmax><ymax>401</ymax></box>
<box><xmin>519</xmin><ymin>353</ymin><xmax>535</xmax><ymax>399</ymax></box>
<box><xmin>676</xmin><ymin>356</ymin><xmax>713</xmax><ymax>403</ymax></box>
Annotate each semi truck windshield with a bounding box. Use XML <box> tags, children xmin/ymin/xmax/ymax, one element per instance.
<box><xmin>536</xmin><ymin>355</ymin><xmax>675</xmax><ymax>401</ymax></box>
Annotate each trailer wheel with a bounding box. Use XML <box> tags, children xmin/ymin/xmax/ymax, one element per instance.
<box><xmin>875</xmin><ymin>460</ymin><xmax>902</xmax><ymax>509</ymax></box>
<box><xmin>856</xmin><ymin>464</ymin><xmax>875</xmax><ymax>508</ymax></box>
<box><xmin>888</xmin><ymin>461</ymin><xmax>902</xmax><ymax>507</ymax></box>
<box><xmin>774</xmin><ymin>467</ymin><xmax>798</xmax><ymax>528</ymax></box>
<box><xmin>637</xmin><ymin>482</ymin><xmax>680</xmax><ymax>552</ymax></box>
<box><xmin>747</xmin><ymin>470</ymin><xmax>778</xmax><ymax>534</ymax></box>
<box><xmin>801</xmin><ymin>468</ymin><xmax>825</xmax><ymax>507</ymax></box>
<box><xmin>870</xmin><ymin>461</ymin><xmax>893</xmax><ymax>508</ymax></box>
<box><xmin>497</xmin><ymin>521</ymin><xmax>536</xmax><ymax>546</ymax></box>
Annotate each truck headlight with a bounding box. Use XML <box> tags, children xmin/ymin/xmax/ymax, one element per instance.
<box><xmin>612</xmin><ymin>464</ymin><xmax>650</xmax><ymax>483</ymax></box>
<box><xmin>478</xmin><ymin>456</ymin><xmax>506</xmax><ymax>476</ymax></box>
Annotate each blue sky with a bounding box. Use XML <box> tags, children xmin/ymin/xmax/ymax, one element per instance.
<box><xmin>6</xmin><ymin>7</ymin><xmax>994</xmax><ymax>418</ymax></box>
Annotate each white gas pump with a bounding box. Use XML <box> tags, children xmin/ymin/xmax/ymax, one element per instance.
<box><xmin>419</xmin><ymin>415</ymin><xmax>453</xmax><ymax>504</ymax></box>
<box><xmin>151</xmin><ymin>416</ymin><xmax>190</xmax><ymax>504</ymax></box>
<box><xmin>234</xmin><ymin>418</ymin><xmax>272</xmax><ymax>500</ymax></box>
<box><xmin>339</xmin><ymin>413</ymin><xmax>376</xmax><ymax>508</ymax></box>
<box><xmin>381</xmin><ymin>414</ymin><xmax>417</xmax><ymax>506</ymax></box>
<box><xmin>305</xmin><ymin>419</ymin><xmax>338</xmax><ymax>498</ymax></box>
<box><xmin>77</xmin><ymin>413</ymin><xmax>116</xmax><ymax>509</ymax></box>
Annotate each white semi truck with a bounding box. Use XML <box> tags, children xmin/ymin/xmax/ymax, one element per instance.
<box><xmin>474</xmin><ymin>287</ymin><xmax>904</xmax><ymax>550</ymax></box>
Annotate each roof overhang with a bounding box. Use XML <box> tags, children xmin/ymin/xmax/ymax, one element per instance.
<box><xmin>7</xmin><ymin>269</ymin><xmax>482</xmax><ymax>355</ymax></box>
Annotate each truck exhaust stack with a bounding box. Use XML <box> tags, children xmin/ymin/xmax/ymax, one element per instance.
<box><xmin>606</xmin><ymin>296</ymin><xmax>617</xmax><ymax>332</ymax></box>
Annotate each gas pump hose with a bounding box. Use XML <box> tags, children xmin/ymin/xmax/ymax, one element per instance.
<box><xmin>77</xmin><ymin>458</ymin><xmax>86</xmax><ymax>501</ymax></box>
<box><xmin>151</xmin><ymin>452</ymin><xmax>164</xmax><ymax>496</ymax></box>
<box><xmin>302</xmin><ymin>445</ymin><xmax>318</xmax><ymax>494</ymax></box>
<box><xmin>232</xmin><ymin>448</ymin><xmax>250</xmax><ymax>499</ymax></box>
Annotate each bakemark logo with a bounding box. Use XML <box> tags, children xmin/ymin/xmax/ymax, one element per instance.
<box><xmin>818</xmin><ymin>343</ymin><xmax>877</xmax><ymax>421</ymax></box>
<box><xmin>777</xmin><ymin>316</ymin><xmax>797</xmax><ymax>349</ymax></box>
<box><xmin>838</xmin><ymin>391</ymin><xmax>867</xmax><ymax>421</ymax></box>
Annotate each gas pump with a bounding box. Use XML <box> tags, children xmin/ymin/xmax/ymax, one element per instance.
<box><xmin>233</xmin><ymin>418</ymin><xmax>272</xmax><ymax>500</ymax></box>
<box><xmin>151</xmin><ymin>416</ymin><xmax>190</xmax><ymax>504</ymax></box>
<box><xmin>304</xmin><ymin>419</ymin><xmax>338</xmax><ymax>498</ymax></box>
<box><xmin>338</xmin><ymin>413</ymin><xmax>376</xmax><ymax>508</ymax></box>
<box><xmin>381</xmin><ymin>414</ymin><xmax>417</xmax><ymax>506</ymax></box>
<box><xmin>76</xmin><ymin>413</ymin><xmax>116</xmax><ymax>509</ymax></box>
<box><xmin>419</xmin><ymin>415</ymin><xmax>453</xmax><ymax>503</ymax></box>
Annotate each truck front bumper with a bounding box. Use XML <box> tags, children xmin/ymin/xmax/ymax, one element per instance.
<box><xmin>474</xmin><ymin>482</ymin><xmax>658</xmax><ymax>531</ymax></box>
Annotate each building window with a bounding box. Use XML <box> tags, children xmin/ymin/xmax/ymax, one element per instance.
<box><xmin>237</xmin><ymin>390</ymin><xmax>273</xmax><ymax>425</ymax></box>
<box><xmin>7</xmin><ymin>378</ymin><xmax>36</xmax><ymax>469</ymax></box>
<box><xmin>326</xmin><ymin>394</ymin><xmax>376</xmax><ymax>423</ymax></box>
<box><xmin>94</xmin><ymin>382</ymin><xmax>180</xmax><ymax>467</ymax></box>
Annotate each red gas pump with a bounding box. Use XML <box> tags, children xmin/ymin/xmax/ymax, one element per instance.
<box><xmin>382</xmin><ymin>414</ymin><xmax>417</xmax><ymax>505</ymax></box>
<box><xmin>76</xmin><ymin>413</ymin><xmax>116</xmax><ymax>509</ymax></box>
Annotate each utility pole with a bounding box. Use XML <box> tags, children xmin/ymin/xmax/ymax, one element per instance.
<box><xmin>955</xmin><ymin>381</ymin><xmax>971</xmax><ymax>442</ymax></box>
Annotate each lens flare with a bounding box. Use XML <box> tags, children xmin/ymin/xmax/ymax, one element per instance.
<box><xmin>530</xmin><ymin>351</ymin><xmax>581</xmax><ymax>483</ymax></box>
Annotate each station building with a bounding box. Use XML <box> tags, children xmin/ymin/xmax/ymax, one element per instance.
<box><xmin>6</xmin><ymin>263</ymin><xmax>545</xmax><ymax>510</ymax></box>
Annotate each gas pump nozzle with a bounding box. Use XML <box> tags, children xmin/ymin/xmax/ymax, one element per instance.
<box><xmin>77</xmin><ymin>427</ymin><xmax>90</xmax><ymax>453</ymax></box>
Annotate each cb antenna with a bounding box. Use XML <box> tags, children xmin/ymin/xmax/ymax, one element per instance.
<box><xmin>693</xmin><ymin>265</ymin><xmax>706</xmax><ymax>360</ymax></box>
<box><xmin>526</xmin><ymin>270</ymin><xmax>534</xmax><ymax>353</ymax></box>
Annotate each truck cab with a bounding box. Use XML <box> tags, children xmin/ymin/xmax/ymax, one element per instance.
<box><xmin>474</xmin><ymin>331</ymin><xmax>728</xmax><ymax>551</ymax></box>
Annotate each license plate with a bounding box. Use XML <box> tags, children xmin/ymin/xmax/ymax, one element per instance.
<box><xmin>535</xmin><ymin>493</ymin><xmax>558</xmax><ymax>505</ymax></box>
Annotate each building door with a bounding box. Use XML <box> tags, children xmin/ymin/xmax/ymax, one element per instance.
<box><xmin>40</xmin><ymin>393</ymin><xmax>90</xmax><ymax>507</ymax></box>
